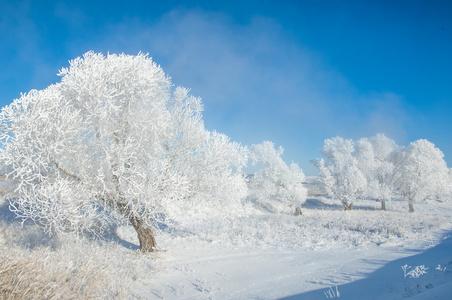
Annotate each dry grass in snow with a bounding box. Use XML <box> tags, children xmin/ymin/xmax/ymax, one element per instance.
<box><xmin>0</xmin><ymin>198</ymin><xmax>156</xmax><ymax>300</ymax></box>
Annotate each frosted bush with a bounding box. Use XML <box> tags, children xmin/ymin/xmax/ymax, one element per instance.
<box><xmin>402</xmin><ymin>264</ymin><xmax>429</xmax><ymax>279</ymax></box>
<box><xmin>436</xmin><ymin>264</ymin><xmax>446</xmax><ymax>273</ymax></box>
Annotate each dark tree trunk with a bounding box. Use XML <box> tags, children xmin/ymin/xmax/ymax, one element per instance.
<box><xmin>129</xmin><ymin>214</ymin><xmax>158</xmax><ymax>252</ymax></box>
<box><xmin>294</xmin><ymin>206</ymin><xmax>302</xmax><ymax>216</ymax></box>
<box><xmin>113</xmin><ymin>196</ymin><xmax>158</xmax><ymax>253</ymax></box>
<box><xmin>110</xmin><ymin>127</ymin><xmax>158</xmax><ymax>252</ymax></box>
<box><xmin>339</xmin><ymin>198</ymin><xmax>353</xmax><ymax>211</ymax></box>
<box><xmin>408</xmin><ymin>201</ymin><xmax>415</xmax><ymax>213</ymax></box>
<box><xmin>343</xmin><ymin>203</ymin><xmax>353</xmax><ymax>211</ymax></box>
<box><xmin>380</xmin><ymin>199</ymin><xmax>386</xmax><ymax>211</ymax></box>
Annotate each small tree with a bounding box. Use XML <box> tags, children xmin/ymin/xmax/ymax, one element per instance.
<box><xmin>316</xmin><ymin>137</ymin><xmax>366</xmax><ymax>210</ymax></box>
<box><xmin>393</xmin><ymin>139</ymin><xmax>450</xmax><ymax>212</ymax></box>
<box><xmin>0</xmin><ymin>52</ymin><xmax>247</xmax><ymax>252</ymax></box>
<box><xmin>249</xmin><ymin>141</ymin><xmax>307</xmax><ymax>213</ymax></box>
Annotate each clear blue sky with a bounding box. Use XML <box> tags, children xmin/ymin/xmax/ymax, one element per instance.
<box><xmin>1</xmin><ymin>0</ymin><xmax>451</xmax><ymax>175</ymax></box>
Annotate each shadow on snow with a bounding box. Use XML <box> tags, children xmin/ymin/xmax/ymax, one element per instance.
<box><xmin>281</xmin><ymin>229</ymin><xmax>452</xmax><ymax>300</ymax></box>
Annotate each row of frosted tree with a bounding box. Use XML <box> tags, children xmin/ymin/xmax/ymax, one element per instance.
<box><xmin>0</xmin><ymin>52</ymin><xmax>450</xmax><ymax>252</ymax></box>
<box><xmin>315</xmin><ymin>135</ymin><xmax>451</xmax><ymax>212</ymax></box>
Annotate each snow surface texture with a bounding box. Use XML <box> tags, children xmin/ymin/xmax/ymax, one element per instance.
<box><xmin>1</xmin><ymin>180</ymin><xmax>451</xmax><ymax>299</ymax></box>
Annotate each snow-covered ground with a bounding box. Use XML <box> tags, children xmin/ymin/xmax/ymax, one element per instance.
<box><xmin>138</xmin><ymin>230</ymin><xmax>452</xmax><ymax>299</ymax></box>
<box><xmin>1</xmin><ymin>182</ymin><xmax>451</xmax><ymax>299</ymax></box>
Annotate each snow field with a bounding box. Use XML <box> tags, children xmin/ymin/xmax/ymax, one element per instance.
<box><xmin>115</xmin><ymin>195</ymin><xmax>452</xmax><ymax>299</ymax></box>
<box><xmin>1</xmin><ymin>192</ymin><xmax>452</xmax><ymax>299</ymax></box>
<box><xmin>148</xmin><ymin>196</ymin><xmax>452</xmax><ymax>251</ymax></box>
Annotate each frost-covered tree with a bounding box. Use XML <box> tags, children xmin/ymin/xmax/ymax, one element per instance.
<box><xmin>315</xmin><ymin>158</ymin><xmax>334</xmax><ymax>196</ymax></box>
<box><xmin>355</xmin><ymin>134</ymin><xmax>398</xmax><ymax>210</ymax></box>
<box><xmin>315</xmin><ymin>137</ymin><xmax>366</xmax><ymax>210</ymax></box>
<box><xmin>393</xmin><ymin>139</ymin><xmax>450</xmax><ymax>212</ymax></box>
<box><xmin>369</xmin><ymin>134</ymin><xmax>398</xmax><ymax>210</ymax></box>
<box><xmin>249</xmin><ymin>141</ymin><xmax>307</xmax><ymax>213</ymax></box>
<box><xmin>0</xmin><ymin>52</ymin><xmax>247</xmax><ymax>252</ymax></box>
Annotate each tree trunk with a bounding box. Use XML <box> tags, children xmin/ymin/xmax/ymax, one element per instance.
<box><xmin>294</xmin><ymin>206</ymin><xmax>302</xmax><ymax>216</ymax></box>
<box><xmin>339</xmin><ymin>197</ymin><xmax>353</xmax><ymax>211</ymax></box>
<box><xmin>343</xmin><ymin>203</ymin><xmax>353</xmax><ymax>211</ymax></box>
<box><xmin>114</xmin><ymin>198</ymin><xmax>158</xmax><ymax>253</ymax></box>
<box><xmin>129</xmin><ymin>214</ymin><xmax>158</xmax><ymax>253</ymax></box>
<box><xmin>380</xmin><ymin>199</ymin><xmax>386</xmax><ymax>211</ymax></box>
<box><xmin>408</xmin><ymin>200</ymin><xmax>415</xmax><ymax>213</ymax></box>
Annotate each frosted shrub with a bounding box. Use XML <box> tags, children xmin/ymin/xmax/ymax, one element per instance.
<box><xmin>401</xmin><ymin>264</ymin><xmax>432</xmax><ymax>297</ymax></box>
<box><xmin>402</xmin><ymin>264</ymin><xmax>429</xmax><ymax>279</ymax></box>
<box><xmin>436</xmin><ymin>264</ymin><xmax>446</xmax><ymax>273</ymax></box>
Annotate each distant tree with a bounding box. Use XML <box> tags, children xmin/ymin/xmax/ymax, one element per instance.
<box><xmin>315</xmin><ymin>158</ymin><xmax>334</xmax><ymax>196</ymax></box>
<box><xmin>355</xmin><ymin>134</ymin><xmax>398</xmax><ymax>210</ymax></box>
<box><xmin>0</xmin><ymin>52</ymin><xmax>247</xmax><ymax>252</ymax></box>
<box><xmin>393</xmin><ymin>139</ymin><xmax>450</xmax><ymax>212</ymax></box>
<box><xmin>315</xmin><ymin>137</ymin><xmax>366</xmax><ymax>210</ymax></box>
<box><xmin>249</xmin><ymin>141</ymin><xmax>307</xmax><ymax>213</ymax></box>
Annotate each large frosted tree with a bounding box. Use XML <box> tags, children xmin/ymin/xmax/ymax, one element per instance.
<box><xmin>393</xmin><ymin>139</ymin><xmax>450</xmax><ymax>212</ymax></box>
<box><xmin>0</xmin><ymin>52</ymin><xmax>247</xmax><ymax>252</ymax></box>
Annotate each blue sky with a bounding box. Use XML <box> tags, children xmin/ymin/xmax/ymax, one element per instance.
<box><xmin>1</xmin><ymin>0</ymin><xmax>451</xmax><ymax>174</ymax></box>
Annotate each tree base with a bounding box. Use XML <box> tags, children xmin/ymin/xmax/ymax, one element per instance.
<box><xmin>294</xmin><ymin>206</ymin><xmax>302</xmax><ymax>216</ymax></box>
<box><xmin>343</xmin><ymin>203</ymin><xmax>353</xmax><ymax>211</ymax></box>
<box><xmin>129</xmin><ymin>215</ymin><xmax>158</xmax><ymax>253</ymax></box>
<box><xmin>381</xmin><ymin>199</ymin><xmax>386</xmax><ymax>211</ymax></box>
